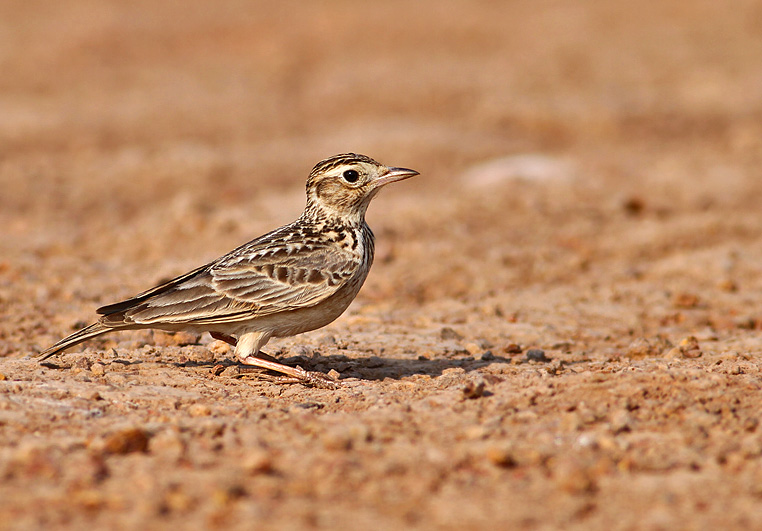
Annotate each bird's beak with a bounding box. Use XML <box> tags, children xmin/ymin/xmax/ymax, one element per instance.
<box><xmin>371</xmin><ymin>167</ymin><xmax>420</xmax><ymax>188</ymax></box>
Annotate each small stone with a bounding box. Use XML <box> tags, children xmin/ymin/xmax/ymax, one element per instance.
<box><xmin>718</xmin><ymin>279</ymin><xmax>738</xmax><ymax>292</ymax></box>
<box><xmin>664</xmin><ymin>336</ymin><xmax>702</xmax><ymax>358</ymax></box>
<box><xmin>525</xmin><ymin>349</ymin><xmax>549</xmax><ymax>362</ymax></box>
<box><xmin>242</xmin><ymin>450</ymin><xmax>274</xmax><ymax>475</ymax></box>
<box><xmin>610</xmin><ymin>409</ymin><xmax>632</xmax><ymax>434</ymax></box>
<box><xmin>503</xmin><ymin>343</ymin><xmax>523</xmax><ymax>355</ymax></box>
<box><xmin>465</xmin><ymin>343</ymin><xmax>482</xmax><ymax>356</ymax></box>
<box><xmin>546</xmin><ymin>359</ymin><xmax>564</xmax><ymax>375</ymax></box>
<box><xmin>673</xmin><ymin>293</ymin><xmax>700</xmax><ymax>308</ymax></box>
<box><xmin>622</xmin><ymin>196</ymin><xmax>645</xmax><ymax>215</ymax></box>
<box><xmin>186</xmin><ymin>347</ymin><xmax>215</xmax><ymax>364</ymax></box>
<box><xmin>150</xmin><ymin>429</ymin><xmax>186</xmax><ymax>460</ymax></box>
<box><xmin>486</xmin><ymin>446</ymin><xmax>517</xmax><ymax>468</ymax></box>
<box><xmin>464</xmin><ymin>425</ymin><xmax>489</xmax><ymax>440</ymax></box>
<box><xmin>188</xmin><ymin>404</ymin><xmax>213</xmax><ymax>417</ymax></box>
<box><xmin>737</xmin><ymin>317</ymin><xmax>761</xmax><ymax>330</ymax></box>
<box><xmin>462</xmin><ymin>379</ymin><xmax>486</xmax><ymax>399</ymax></box>
<box><xmin>481</xmin><ymin>351</ymin><xmax>495</xmax><ymax>361</ymax></box>
<box><xmin>626</xmin><ymin>338</ymin><xmax>659</xmax><ymax>358</ymax></box>
<box><xmin>679</xmin><ymin>336</ymin><xmax>699</xmax><ymax>349</ymax></box>
<box><xmin>209</xmin><ymin>341</ymin><xmax>232</xmax><ymax>355</ymax></box>
<box><xmin>322</xmin><ymin>429</ymin><xmax>353</xmax><ymax>451</ymax></box>
<box><xmin>103</xmin><ymin>428</ymin><xmax>150</xmax><ymax>455</ymax></box>
<box><xmin>73</xmin><ymin>489</ymin><xmax>106</xmax><ymax>511</ymax></box>
<box><xmin>560</xmin><ymin>412</ymin><xmax>582</xmax><ymax>432</ymax></box>
<box><xmin>220</xmin><ymin>365</ymin><xmax>242</xmax><ymax>377</ymax></box>
<box><xmin>72</xmin><ymin>357</ymin><xmax>91</xmax><ymax>370</ymax></box>
<box><xmin>440</xmin><ymin>327</ymin><xmax>464</xmax><ymax>341</ymax></box>
<box><xmin>90</xmin><ymin>363</ymin><xmax>106</xmax><ymax>376</ymax></box>
<box><xmin>213</xmin><ymin>484</ymin><xmax>247</xmax><ymax>506</ymax></box>
<box><xmin>295</xmin><ymin>402</ymin><xmax>324</xmax><ymax>410</ymax></box>
<box><xmin>554</xmin><ymin>457</ymin><xmax>597</xmax><ymax>494</ymax></box>
<box><xmin>0</xmin><ymin>373</ymin><xmax>6</xmax><ymax>381</ymax></box>
<box><xmin>162</xmin><ymin>487</ymin><xmax>193</xmax><ymax>513</ymax></box>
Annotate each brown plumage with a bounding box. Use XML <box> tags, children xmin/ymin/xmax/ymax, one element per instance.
<box><xmin>37</xmin><ymin>153</ymin><xmax>418</xmax><ymax>387</ymax></box>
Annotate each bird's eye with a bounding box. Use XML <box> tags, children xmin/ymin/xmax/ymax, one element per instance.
<box><xmin>342</xmin><ymin>169</ymin><xmax>360</xmax><ymax>183</ymax></box>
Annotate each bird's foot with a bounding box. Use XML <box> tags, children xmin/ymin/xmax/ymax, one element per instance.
<box><xmin>237</xmin><ymin>355</ymin><xmax>341</xmax><ymax>389</ymax></box>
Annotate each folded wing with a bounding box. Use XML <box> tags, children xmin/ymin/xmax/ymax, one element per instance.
<box><xmin>97</xmin><ymin>232</ymin><xmax>358</xmax><ymax>327</ymax></box>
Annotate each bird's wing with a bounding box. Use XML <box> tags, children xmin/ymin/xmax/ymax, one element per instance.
<box><xmin>98</xmin><ymin>229</ymin><xmax>359</xmax><ymax>327</ymax></box>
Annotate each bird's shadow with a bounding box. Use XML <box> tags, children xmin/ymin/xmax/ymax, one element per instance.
<box><xmin>38</xmin><ymin>349</ymin><xmax>521</xmax><ymax>383</ymax></box>
<box><xmin>176</xmin><ymin>352</ymin><xmax>515</xmax><ymax>382</ymax></box>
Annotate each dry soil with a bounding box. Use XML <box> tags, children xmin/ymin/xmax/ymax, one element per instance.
<box><xmin>2</xmin><ymin>1</ymin><xmax>762</xmax><ymax>529</ymax></box>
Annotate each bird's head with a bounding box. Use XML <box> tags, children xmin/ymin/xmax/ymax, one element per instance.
<box><xmin>304</xmin><ymin>153</ymin><xmax>418</xmax><ymax>224</ymax></box>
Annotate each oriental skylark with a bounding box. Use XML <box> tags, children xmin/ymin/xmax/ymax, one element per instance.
<box><xmin>37</xmin><ymin>153</ymin><xmax>418</xmax><ymax>387</ymax></box>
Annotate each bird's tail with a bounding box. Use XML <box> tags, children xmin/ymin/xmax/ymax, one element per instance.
<box><xmin>35</xmin><ymin>322</ymin><xmax>114</xmax><ymax>362</ymax></box>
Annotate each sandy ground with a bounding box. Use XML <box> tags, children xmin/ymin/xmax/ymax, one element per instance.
<box><xmin>3</xmin><ymin>0</ymin><xmax>762</xmax><ymax>528</ymax></box>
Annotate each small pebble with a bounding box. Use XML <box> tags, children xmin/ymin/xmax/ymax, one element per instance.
<box><xmin>90</xmin><ymin>363</ymin><xmax>106</xmax><ymax>376</ymax></box>
<box><xmin>718</xmin><ymin>279</ymin><xmax>738</xmax><ymax>292</ymax></box>
<box><xmin>486</xmin><ymin>446</ymin><xmax>517</xmax><ymax>468</ymax></box>
<box><xmin>462</xmin><ymin>379</ymin><xmax>486</xmax><ymax>399</ymax></box>
<box><xmin>673</xmin><ymin>293</ymin><xmax>700</xmax><ymax>308</ymax></box>
<box><xmin>72</xmin><ymin>357</ymin><xmax>91</xmax><ymax>370</ymax></box>
<box><xmin>220</xmin><ymin>365</ymin><xmax>242</xmax><ymax>377</ymax></box>
<box><xmin>186</xmin><ymin>347</ymin><xmax>215</xmax><ymax>364</ymax></box>
<box><xmin>188</xmin><ymin>404</ymin><xmax>213</xmax><ymax>417</ymax></box>
<box><xmin>609</xmin><ymin>409</ymin><xmax>632</xmax><ymax>434</ymax></box>
<box><xmin>103</xmin><ymin>428</ymin><xmax>150</xmax><ymax>455</ymax></box>
<box><xmin>481</xmin><ymin>351</ymin><xmax>495</xmax><ymax>361</ymax></box>
<box><xmin>465</xmin><ymin>343</ymin><xmax>482</xmax><ymax>356</ymax></box>
<box><xmin>525</xmin><ymin>349</ymin><xmax>549</xmax><ymax>362</ymax></box>
<box><xmin>503</xmin><ymin>343</ymin><xmax>523</xmax><ymax>355</ymax></box>
<box><xmin>622</xmin><ymin>196</ymin><xmax>645</xmax><ymax>215</ymax></box>
<box><xmin>440</xmin><ymin>327</ymin><xmax>464</xmax><ymax>341</ymax></box>
<box><xmin>295</xmin><ymin>402</ymin><xmax>324</xmax><ymax>410</ymax></box>
<box><xmin>322</xmin><ymin>429</ymin><xmax>353</xmax><ymax>451</ymax></box>
<box><xmin>554</xmin><ymin>458</ymin><xmax>597</xmax><ymax>494</ymax></box>
<box><xmin>242</xmin><ymin>450</ymin><xmax>274</xmax><ymax>475</ymax></box>
<box><xmin>149</xmin><ymin>429</ymin><xmax>186</xmax><ymax>460</ymax></box>
<box><xmin>464</xmin><ymin>425</ymin><xmax>489</xmax><ymax>440</ymax></box>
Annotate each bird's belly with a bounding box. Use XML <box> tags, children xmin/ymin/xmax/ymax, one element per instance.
<box><xmin>220</xmin><ymin>277</ymin><xmax>365</xmax><ymax>339</ymax></box>
<box><xmin>270</xmin><ymin>300</ymin><xmax>351</xmax><ymax>337</ymax></box>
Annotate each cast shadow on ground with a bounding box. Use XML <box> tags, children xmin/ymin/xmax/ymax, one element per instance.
<box><xmin>176</xmin><ymin>352</ymin><xmax>516</xmax><ymax>382</ymax></box>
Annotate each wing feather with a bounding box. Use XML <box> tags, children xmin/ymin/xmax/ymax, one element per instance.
<box><xmin>103</xmin><ymin>228</ymin><xmax>361</xmax><ymax>327</ymax></box>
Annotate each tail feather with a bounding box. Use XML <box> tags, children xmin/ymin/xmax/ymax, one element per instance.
<box><xmin>36</xmin><ymin>322</ymin><xmax>114</xmax><ymax>362</ymax></box>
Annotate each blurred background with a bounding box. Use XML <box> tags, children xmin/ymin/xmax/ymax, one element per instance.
<box><xmin>2</xmin><ymin>0</ymin><xmax>762</xmax><ymax>345</ymax></box>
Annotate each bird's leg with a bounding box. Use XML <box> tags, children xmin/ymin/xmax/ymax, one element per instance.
<box><xmin>209</xmin><ymin>331</ymin><xmax>281</xmax><ymax>362</ymax></box>
<box><xmin>209</xmin><ymin>331</ymin><xmax>237</xmax><ymax>346</ymax></box>
<box><xmin>234</xmin><ymin>331</ymin><xmax>340</xmax><ymax>389</ymax></box>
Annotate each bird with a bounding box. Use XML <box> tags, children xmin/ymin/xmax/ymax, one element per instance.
<box><xmin>36</xmin><ymin>153</ymin><xmax>419</xmax><ymax>387</ymax></box>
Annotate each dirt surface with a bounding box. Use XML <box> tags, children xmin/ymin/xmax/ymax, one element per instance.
<box><xmin>3</xmin><ymin>1</ymin><xmax>762</xmax><ymax>529</ymax></box>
